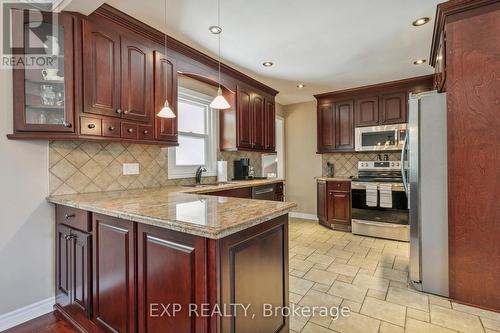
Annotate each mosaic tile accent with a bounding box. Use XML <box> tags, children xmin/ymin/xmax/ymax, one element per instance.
<box><xmin>49</xmin><ymin>141</ymin><xmax>262</xmax><ymax>195</ymax></box>
<box><xmin>321</xmin><ymin>152</ymin><xmax>401</xmax><ymax>178</ymax></box>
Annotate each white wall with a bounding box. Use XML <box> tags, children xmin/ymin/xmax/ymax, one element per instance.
<box><xmin>0</xmin><ymin>69</ymin><xmax>54</xmax><ymax>316</ymax></box>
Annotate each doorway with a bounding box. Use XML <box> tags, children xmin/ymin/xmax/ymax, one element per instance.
<box><xmin>261</xmin><ymin>116</ymin><xmax>285</xmax><ymax>178</ymax></box>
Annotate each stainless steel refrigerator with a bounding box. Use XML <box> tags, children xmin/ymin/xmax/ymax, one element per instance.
<box><xmin>402</xmin><ymin>91</ymin><xmax>449</xmax><ymax>297</ymax></box>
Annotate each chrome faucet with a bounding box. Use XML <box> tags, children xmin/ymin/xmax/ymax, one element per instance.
<box><xmin>195</xmin><ymin>166</ymin><xmax>207</xmax><ymax>184</ymax></box>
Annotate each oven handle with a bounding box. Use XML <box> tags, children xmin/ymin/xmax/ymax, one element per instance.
<box><xmin>400</xmin><ymin>135</ymin><xmax>409</xmax><ymax>194</ymax></box>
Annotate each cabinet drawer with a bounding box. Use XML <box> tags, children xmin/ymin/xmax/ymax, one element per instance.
<box><xmin>327</xmin><ymin>181</ymin><xmax>350</xmax><ymax>192</ymax></box>
<box><xmin>56</xmin><ymin>205</ymin><xmax>91</xmax><ymax>232</ymax></box>
<box><xmin>121</xmin><ymin>122</ymin><xmax>139</xmax><ymax>139</ymax></box>
<box><xmin>138</xmin><ymin>125</ymin><xmax>154</xmax><ymax>140</ymax></box>
<box><xmin>80</xmin><ymin>117</ymin><xmax>102</xmax><ymax>136</ymax></box>
<box><xmin>102</xmin><ymin>119</ymin><xmax>121</xmax><ymax>138</ymax></box>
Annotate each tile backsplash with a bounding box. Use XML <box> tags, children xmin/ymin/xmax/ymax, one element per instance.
<box><xmin>322</xmin><ymin>152</ymin><xmax>400</xmax><ymax>178</ymax></box>
<box><xmin>49</xmin><ymin>141</ymin><xmax>262</xmax><ymax>195</ymax></box>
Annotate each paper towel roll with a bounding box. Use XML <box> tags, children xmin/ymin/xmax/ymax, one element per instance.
<box><xmin>217</xmin><ymin>160</ymin><xmax>228</xmax><ymax>183</ymax></box>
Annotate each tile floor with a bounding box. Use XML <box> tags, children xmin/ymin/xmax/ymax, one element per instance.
<box><xmin>288</xmin><ymin>218</ymin><xmax>500</xmax><ymax>333</ymax></box>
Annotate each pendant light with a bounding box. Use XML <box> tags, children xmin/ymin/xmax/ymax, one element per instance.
<box><xmin>157</xmin><ymin>0</ymin><xmax>176</xmax><ymax>118</ymax></box>
<box><xmin>209</xmin><ymin>0</ymin><xmax>231</xmax><ymax>110</ymax></box>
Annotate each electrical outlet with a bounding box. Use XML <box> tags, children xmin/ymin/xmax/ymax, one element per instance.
<box><xmin>123</xmin><ymin>163</ymin><xmax>139</xmax><ymax>175</ymax></box>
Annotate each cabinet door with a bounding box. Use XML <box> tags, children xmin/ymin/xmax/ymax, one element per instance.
<box><xmin>56</xmin><ymin>224</ymin><xmax>72</xmax><ymax>306</ymax></box>
<box><xmin>120</xmin><ymin>35</ymin><xmax>154</xmax><ymax>123</ymax></box>
<box><xmin>154</xmin><ymin>51</ymin><xmax>177</xmax><ymax>142</ymax></box>
<box><xmin>236</xmin><ymin>86</ymin><xmax>253</xmax><ymax>149</ymax></box>
<box><xmin>335</xmin><ymin>100</ymin><xmax>355</xmax><ymax>150</ymax></box>
<box><xmin>355</xmin><ymin>97</ymin><xmax>379</xmax><ymax>127</ymax></box>
<box><xmin>137</xmin><ymin>224</ymin><xmax>207</xmax><ymax>333</ymax></box>
<box><xmin>264</xmin><ymin>100</ymin><xmax>276</xmax><ymax>151</ymax></box>
<box><xmin>82</xmin><ymin>19</ymin><xmax>121</xmax><ymax>118</ymax></box>
<box><xmin>317</xmin><ymin>103</ymin><xmax>335</xmax><ymax>152</ymax></box>
<box><xmin>13</xmin><ymin>11</ymin><xmax>75</xmax><ymax>132</ymax></box>
<box><xmin>328</xmin><ymin>191</ymin><xmax>351</xmax><ymax>225</ymax></box>
<box><xmin>380</xmin><ymin>92</ymin><xmax>407</xmax><ymax>124</ymax></box>
<box><xmin>71</xmin><ymin>228</ymin><xmax>92</xmax><ymax>317</ymax></box>
<box><xmin>317</xmin><ymin>182</ymin><xmax>327</xmax><ymax>222</ymax></box>
<box><xmin>252</xmin><ymin>94</ymin><xmax>265</xmax><ymax>150</ymax></box>
<box><xmin>92</xmin><ymin>214</ymin><xmax>135</xmax><ymax>333</ymax></box>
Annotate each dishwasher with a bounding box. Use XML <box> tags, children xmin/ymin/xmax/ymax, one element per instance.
<box><xmin>252</xmin><ymin>184</ymin><xmax>276</xmax><ymax>201</ymax></box>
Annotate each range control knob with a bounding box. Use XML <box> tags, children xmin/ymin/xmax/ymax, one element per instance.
<box><xmin>391</xmin><ymin>162</ymin><xmax>395</xmax><ymax>167</ymax></box>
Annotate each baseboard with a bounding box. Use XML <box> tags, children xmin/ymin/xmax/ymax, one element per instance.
<box><xmin>289</xmin><ymin>212</ymin><xmax>319</xmax><ymax>221</ymax></box>
<box><xmin>0</xmin><ymin>297</ymin><xmax>55</xmax><ymax>332</ymax></box>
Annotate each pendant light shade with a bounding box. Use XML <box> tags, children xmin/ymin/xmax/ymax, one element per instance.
<box><xmin>210</xmin><ymin>87</ymin><xmax>230</xmax><ymax>109</ymax></box>
<box><xmin>158</xmin><ymin>100</ymin><xmax>176</xmax><ymax>118</ymax></box>
<box><xmin>210</xmin><ymin>0</ymin><xmax>231</xmax><ymax>110</ymax></box>
<box><xmin>157</xmin><ymin>0</ymin><xmax>176</xmax><ymax>119</ymax></box>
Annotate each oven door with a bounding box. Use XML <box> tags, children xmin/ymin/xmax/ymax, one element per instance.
<box><xmin>355</xmin><ymin>124</ymin><xmax>407</xmax><ymax>151</ymax></box>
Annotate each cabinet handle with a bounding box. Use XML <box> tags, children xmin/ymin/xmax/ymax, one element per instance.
<box><xmin>65</xmin><ymin>213</ymin><xmax>76</xmax><ymax>219</ymax></box>
<box><xmin>143</xmin><ymin>130</ymin><xmax>148</xmax><ymax>134</ymax></box>
<box><xmin>128</xmin><ymin>128</ymin><xmax>134</xmax><ymax>133</ymax></box>
<box><xmin>123</xmin><ymin>110</ymin><xmax>129</xmax><ymax>115</ymax></box>
<box><xmin>116</xmin><ymin>109</ymin><xmax>122</xmax><ymax>114</ymax></box>
<box><xmin>88</xmin><ymin>123</ymin><xmax>96</xmax><ymax>129</ymax></box>
<box><xmin>109</xmin><ymin>126</ymin><xmax>116</xmax><ymax>131</ymax></box>
<box><xmin>64</xmin><ymin>234</ymin><xmax>76</xmax><ymax>240</ymax></box>
<box><xmin>62</xmin><ymin>121</ymin><xmax>72</xmax><ymax>128</ymax></box>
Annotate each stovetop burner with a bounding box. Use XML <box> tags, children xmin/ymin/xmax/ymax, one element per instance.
<box><xmin>351</xmin><ymin>177</ymin><xmax>403</xmax><ymax>183</ymax></box>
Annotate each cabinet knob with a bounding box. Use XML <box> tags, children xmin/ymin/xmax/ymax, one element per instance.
<box><xmin>128</xmin><ymin>128</ymin><xmax>134</xmax><ymax>133</ymax></box>
<box><xmin>143</xmin><ymin>130</ymin><xmax>148</xmax><ymax>134</ymax></box>
<box><xmin>109</xmin><ymin>126</ymin><xmax>116</xmax><ymax>131</ymax></box>
<box><xmin>65</xmin><ymin>213</ymin><xmax>76</xmax><ymax>219</ymax></box>
<box><xmin>62</xmin><ymin>121</ymin><xmax>72</xmax><ymax>128</ymax></box>
<box><xmin>116</xmin><ymin>109</ymin><xmax>122</xmax><ymax>114</ymax></box>
<box><xmin>88</xmin><ymin>123</ymin><xmax>96</xmax><ymax>129</ymax></box>
<box><xmin>123</xmin><ymin>110</ymin><xmax>129</xmax><ymax>115</ymax></box>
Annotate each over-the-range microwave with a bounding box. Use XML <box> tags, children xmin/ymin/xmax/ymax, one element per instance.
<box><xmin>355</xmin><ymin>124</ymin><xmax>407</xmax><ymax>151</ymax></box>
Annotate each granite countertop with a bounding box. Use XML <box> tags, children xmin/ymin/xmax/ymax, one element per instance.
<box><xmin>47</xmin><ymin>179</ymin><xmax>296</xmax><ymax>239</ymax></box>
<box><xmin>181</xmin><ymin>178</ymin><xmax>286</xmax><ymax>194</ymax></box>
<box><xmin>316</xmin><ymin>176</ymin><xmax>353</xmax><ymax>182</ymax></box>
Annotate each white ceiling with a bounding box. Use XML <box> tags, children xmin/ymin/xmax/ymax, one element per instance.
<box><xmin>67</xmin><ymin>0</ymin><xmax>441</xmax><ymax>105</ymax></box>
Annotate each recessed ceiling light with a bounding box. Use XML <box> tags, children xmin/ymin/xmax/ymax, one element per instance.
<box><xmin>412</xmin><ymin>17</ymin><xmax>430</xmax><ymax>26</ymax></box>
<box><xmin>297</xmin><ymin>83</ymin><xmax>305</xmax><ymax>88</ymax></box>
<box><xmin>262</xmin><ymin>61</ymin><xmax>274</xmax><ymax>67</ymax></box>
<box><xmin>413</xmin><ymin>59</ymin><xmax>427</xmax><ymax>65</ymax></box>
<box><xmin>208</xmin><ymin>25</ymin><xmax>222</xmax><ymax>34</ymax></box>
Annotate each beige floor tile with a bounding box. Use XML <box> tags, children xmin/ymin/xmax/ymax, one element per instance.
<box><xmin>302</xmin><ymin>322</ymin><xmax>336</xmax><ymax>333</ymax></box>
<box><xmin>389</xmin><ymin>280</ymin><xmax>408</xmax><ymax>289</ymax></box>
<box><xmin>327</xmin><ymin>262</ymin><xmax>359</xmax><ymax>277</ymax></box>
<box><xmin>452</xmin><ymin>302</ymin><xmax>500</xmax><ymax>322</ymax></box>
<box><xmin>330</xmin><ymin>311</ymin><xmax>380</xmax><ymax>333</ymax></box>
<box><xmin>393</xmin><ymin>257</ymin><xmax>409</xmax><ymax>271</ymax></box>
<box><xmin>334</xmin><ymin>257</ymin><xmax>349</xmax><ymax>264</ymax></box>
<box><xmin>328</xmin><ymin>248</ymin><xmax>354</xmax><ymax>259</ymax></box>
<box><xmin>352</xmin><ymin>274</ymin><xmax>390</xmax><ymax>293</ymax></box>
<box><xmin>304</xmin><ymin>268</ymin><xmax>339</xmax><ymax>286</ymax></box>
<box><xmin>341</xmin><ymin>299</ymin><xmax>362</xmax><ymax>313</ymax></box>
<box><xmin>358</xmin><ymin>268</ymin><xmax>376</xmax><ymax>276</ymax></box>
<box><xmin>481</xmin><ymin>318</ymin><xmax>500</xmax><ymax>331</ymax></box>
<box><xmin>382</xmin><ymin>246</ymin><xmax>409</xmax><ymax>258</ymax></box>
<box><xmin>293</xmin><ymin>245</ymin><xmax>316</xmax><ymax>256</ymax></box>
<box><xmin>289</xmin><ymin>292</ymin><xmax>303</xmax><ymax>304</ymax></box>
<box><xmin>312</xmin><ymin>283</ymin><xmax>331</xmax><ymax>293</ymax></box>
<box><xmin>290</xmin><ymin>313</ymin><xmax>309</xmax><ymax>332</ymax></box>
<box><xmin>307</xmin><ymin>253</ymin><xmax>336</xmax><ymax>266</ymax></box>
<box><xmin>328</xmin><ymin>281</ymin><xmax>367</xmax><ymax>303</ymax></box>
<box><xmin>347</xmin><ymin>257</ymin><xmax>378</xmax><ymax>270</ymax></box>
<box><xmin>485</xmin><ymin>329</ymin><xmax>500</xmax><ymax>333</ymax></box>
<box><xmin>289</xmin><ymin>276</ymin><xmax>314</xmax><ymax>295</ymax></box>
<box><xmin>360</xmin><ymin>297</ymin><xmax>406</xmax><ymax>326</ymax></box>
<box><xmin>299</xmin><ymin>289</ymin><xmax>343</xmax><ymax>309</ymax></box>
<box><xmin>429</xmin><ymin>295</ymin><xmax>451</xmax><ymax>308</ymax></box>
<box><xmin>344</xmin><ymin>243</ymin><xmax>371</xmax><ymax>256</ymax></box>
<box><xmin>406</xmin><ymin>318</ymin><xmax>456</xmax><ymax>333</ymax></box>
<box><xmin>294</xmin><ymin>253</ymin><xmax>308</xmax><ymax>260</ymax></box>
<box><xmin>386</xmin><ymin>287</ymin><xmax>429</xmax><ymax>311</ymax></box>
<box><xmin>290</xmin><ymin>258</ymin><xmax>315</xmax><ymax>271</ymax></box>
<box><xmin>336</xmin><ymin>274</ymin><xmax>355</xmax><ymax>284</ymax></box>
<box><xmin>367</xmin><ymin>288</ymin><xmax>386</xmax><ymax>300</ymax></box>
<box><xmin>407</xmin><ymin>307</ymin><xmax>430</xmax><ymax>322</ymax></box>
<box><xmin>430</xmin><ymin>304</ymin><xmax>484</xmax><ymax>333</ymax></box>
<box><xmin>379</xmin><ymin>321</ymin><xmax>404</xmax><ymax>333</ymax></box>
<box><xmin>374</xmin><ymin>267</ymin><xmax>408</xmax><ymax>283</ymax></box>
<box><xmin>290</xmin><ymin>269</ymin><xmax>307</xmax><ymax>278</ymax></box>
<box><xmin>313</xmin><ymin>263</ymin><xmax>331</xmax><ymax>270</ymax></box>
<box><xmin>309</xmin><ymin>312</ymin><xmax>333</xmax><ymax>328</ymax></box>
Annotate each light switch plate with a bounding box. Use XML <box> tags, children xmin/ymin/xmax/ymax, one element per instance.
<box><xmin>123</xmin><ymin>163</ymin><xmax>140</xmax><ymax>175</ymax></box>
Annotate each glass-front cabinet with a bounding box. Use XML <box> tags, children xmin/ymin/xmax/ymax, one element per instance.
<box><xmin>12</xmin><ymin>10</ymin><xmax>75</xmax><ymax>133</ymax></box>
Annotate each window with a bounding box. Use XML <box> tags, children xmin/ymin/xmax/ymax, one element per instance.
<box><xmin>168</xmin><ymin>87</ymin><xmax>218</xmax><ymax>179</ymax></box>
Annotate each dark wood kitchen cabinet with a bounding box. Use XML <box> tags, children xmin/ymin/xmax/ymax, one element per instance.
<box><xmin>317</xmin><ymin>102</ymin><xmax>335</xmax><ymax>152</ymax></box>
<box><xmin>264</xmin><ymin>100</ymin><xmax>276</xmax><ymax>151</ymax></box>
<box><xmin>334</xmin><ymin>100</ymin><xmax>355</xmax><ymax>150</ymax></box>
<box><xmin>317</xmin><ymin>180</ymin><xmax>351</xmax><ymax>230</ymax></box>
<box><xmin>380</xmin><ymin>92</ymin><xmax>407</xmax><ymax>125</ymax></box>
<box><xmin>355</xmin><ymin>96</ymin><xmax>379</xmax><ymax>127</ymax></box>
<box><xmin>154</xmin><ymin>51</ymin><xmax>178</xmax><ymax>143</ymax></box>
<box><xmin>252</xmin><ymin>93</ymin><xmax>265</xmax><ymax>150</ymax></box>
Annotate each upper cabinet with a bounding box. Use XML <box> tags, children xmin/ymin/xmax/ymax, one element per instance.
<box><xmin>315</xmin><ymin>75</ymin><xmax>433</xmax><ymax>153</ymax></box>
<box><xmin>8</xmin><ymin>5</ymin><xmax>277</xmax><ymax>147</ymax></box>
<box><xmin>12</xmin><ymin>11</ymin><xmax>76</xmax><ymax>134</ymax></box>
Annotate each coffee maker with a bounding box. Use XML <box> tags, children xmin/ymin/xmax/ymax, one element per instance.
<box><xmin>233</xmin><ymin>158</ymin><xmax>250</xmax><ymax>180</ymax></box>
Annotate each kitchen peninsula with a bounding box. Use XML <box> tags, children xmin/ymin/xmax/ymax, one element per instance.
<box><xmin>48</xmin><ymin>180</ymin><xmax>295</xmax><ymax>333</ymax></box>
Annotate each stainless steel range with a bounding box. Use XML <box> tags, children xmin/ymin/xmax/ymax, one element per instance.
<box><xmin>351</xmin><ymin>161</ymin><xmax>409</xmax><ymax>241</ymax></box>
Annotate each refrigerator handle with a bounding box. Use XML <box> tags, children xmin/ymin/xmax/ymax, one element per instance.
<box><xmin>401</xmin><ymin>135</ymin><xmax>409</xmax><ymax>194</ymax></box>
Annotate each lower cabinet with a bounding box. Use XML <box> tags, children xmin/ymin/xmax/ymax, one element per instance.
<box><xmin>317</xmin><ymin>180</ymin><xmax>352</xmax><ymax>230</ymax></box>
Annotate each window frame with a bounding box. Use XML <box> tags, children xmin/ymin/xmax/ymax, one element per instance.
<box><xmin>167</xmin><ymin>87</ymin><xmax>218</xmax><ymax>179</ymax></box>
